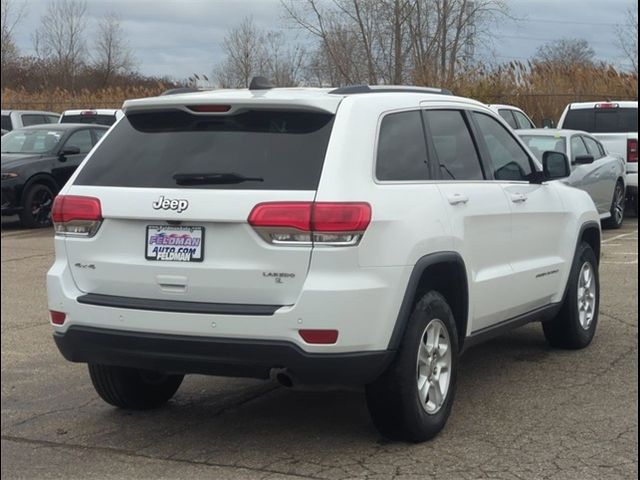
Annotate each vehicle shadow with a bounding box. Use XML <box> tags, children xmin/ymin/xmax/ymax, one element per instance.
<box><xmin>71</xmin><ymin>324</ymin><xmax>556</xmax><ymax>465</ymax></box>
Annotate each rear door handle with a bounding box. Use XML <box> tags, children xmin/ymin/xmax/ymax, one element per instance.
<box><xmin>510</xmin><ymin>193</ymin><xmax>528</xmax><ymax>203</ymax></box>
<box><xmin>447</xmin><ymin>193</ymin><xmax>469</xmax><ymax>205</ymax></box>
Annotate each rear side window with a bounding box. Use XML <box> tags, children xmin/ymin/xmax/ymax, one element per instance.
<box><xmin>473</xmin><ymin>112</ymin><xmax>534</xmax><ymax>182</ymax></box>
<box><xmin>60</xmin><ymin>114</ymin><xmax>117</xmax><ymax>126</ymax></box>
<box><xmin>1</xmin><ymin>115</ymin><xmax>11</xmax><ymax>131</ymax></box>
<box><xmin>46</xmin><ymin>115</ymin><xmax>60</xmax><ymax>124</ymax></box>
<box><xmin>513</xmin><ymin>111</ymin><xmax>535</xmax><ymax>129</ymax></box>
<box><xmin>21</xmin><ymin>114</ymin><xmax>47</xmax><ymax>127</ymax></box>
<box><xmin>498</xmin><ymin>109</ymin><xmax>518</xmax><ymax>129</ymax></box>
<box><xmin>582</xmin><ymin>136</ymin><xmax>604</xmax><ymax>159</ymax></box>
<box><xmin>424</xmin><ymin>110</ymin><xmax>484</xmax><ymax>180</ymax></box>
<box><xmin>571</xmin><ymin>136</ymin><xmax>589</xmax><ymax>162</ymax></box>
<box><xmin>376</xmin><ymin>110</ymin><xmax>429</xmax><ymax>181</ymax></box>
<box><xmin>74</xmin><ymin>109</ymin><xmax>335</xmax><ymax>190</ymax></box>
<box><xmin>563</xmin><ymin>107</ymin><xmax>639</xmax><ymax>133</ymax></box>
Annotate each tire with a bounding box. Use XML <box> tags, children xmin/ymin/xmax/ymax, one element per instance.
<box><xmin>19</xmin><ymin>183</ymin><xmax>55</xmax><ymax>229</ymax></box>
<box><xmin>543</xmin><ymin>242</ymin><xmax>599</xmax><ymax>349</ymax></box>
<box><xmin>602</xmin><ymin>181</ymin><xmax>625</xmax><ymax>229</ymax></box>
<box><xmin>366</xmin><ymin>291</ymin><xmax>458</xmax><ymax>442</ymax></box>
<box><xmin>626</xmin><ymin>193</ymin><xmax>638</xmax><ymax>218</ymax></box>
<box><xmin>88</xmin><ymin>364</ymin><xmax>184</xmax><ymax>410</ymax></box>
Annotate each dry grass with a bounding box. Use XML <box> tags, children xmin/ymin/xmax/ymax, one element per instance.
<box><xmin>0</xmin><ymin>85</ymin><xmax>168</xmax><ymax>113</ymax></box>
<box><xmin>2</xmin><ymin>63</ymin><xmax>637</xmax><ymax>125</ymax></box>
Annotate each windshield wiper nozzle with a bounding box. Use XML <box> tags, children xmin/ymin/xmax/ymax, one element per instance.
<box><xmin>173</xmin><ymin>172</ymin><xmax>264</xmax><ymax>185</ymax></box>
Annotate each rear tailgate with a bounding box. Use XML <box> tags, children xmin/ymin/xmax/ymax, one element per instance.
<box><xmin>60</xmin><ymin>105</ymin><xmax>337</xmax><ymax>307</ymax></box>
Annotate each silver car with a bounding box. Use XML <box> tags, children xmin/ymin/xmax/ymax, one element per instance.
<box><xmin>518</xmin><ymin>129</ymin><xmax>627</xmax><ymax>229</ymax></box>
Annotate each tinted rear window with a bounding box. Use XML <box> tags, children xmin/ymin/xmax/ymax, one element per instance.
<box><xmin>1</xmin><ymin>115</ymin><xmax>11</xmax><ymax>131</ymax></box>
<box><xmin>563</xmin><ymin>107</ymin><xmax>638</xmax><ymax>133</ymax></box>
<box><xmin>61</xmin><ymin>114</ymin><xmax>117</xmax><ymax>126</ymax></box>
<box><xmin>74</xmin><ymin>109</ymin><xmax>335</xmax><ymax>190</ymax></box>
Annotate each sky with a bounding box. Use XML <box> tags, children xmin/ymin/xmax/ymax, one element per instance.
<box><xmin>8</xmin><ymin>0</ymin><xmax>637</xmax><ymax>81</ymax></box>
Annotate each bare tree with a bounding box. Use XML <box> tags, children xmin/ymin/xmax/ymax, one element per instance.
<box><xmin>616</xmin><ymin>4</ymin><xmax>638</xmax><ymax>74</ymax></box>
<box><xmin>262</xmin><ymin>31</ymin><xmax>305</xmax><ymax>86</ymax></box>
<box><xmin>1</xmin><ymin>0</ymin><xmax>26</xmax><ymax>67</ymax></box>
<box><xmin>282</xmin><ymin>0</ymin><xmax>507</xmax><ymax>87</ymax></box>
<box><xmin>215</xmin><ymin>17</ymin><xmax>266</xmax><ymax>88</ymax></box>
<box><xmin>33</xmin><ymin>0</ymin><xmax>88</xmax><ymax>88</ymax></box>
<box><xmin>93</xmin><ymin>11</ymin><xmax>135</xmax><ymax>87</ymax></box>
<box><xmin>534</xmin><ymin>38</ymin><xmax>595</xmax><ymax>67</ymax></box>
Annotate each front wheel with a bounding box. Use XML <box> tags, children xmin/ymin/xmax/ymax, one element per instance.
<box><xmin>88</xmin><ymin>364</ymin><xmax>184</xmax><ymax>409</ymax></box>
<box><xmin>603</xmin><ymin>181</ymin><xmax>625</xmax><ymax>229</ymax></box>
<box><xmin>366</xmin><ymin>291</ymin><xmax>458</xmax><ymax>442</ymax></box>
<box><xmin>543</xmin><ymin>242</ymin><xmax>599</xmax><ymax>349</ymax></box>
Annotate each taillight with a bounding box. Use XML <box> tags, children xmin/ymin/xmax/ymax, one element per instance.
<box><xmin>628</xmin><ymin>139</ymin><xmax>638</xmax><ymax>163</ymax></box>
<box><xmin>52</xmin><ymin>195</ymin><xmax>103</xmax><ymax>237</ymax></box>
<box><xmin>595</xmin><ymin>103</ymin><xmax>619</xmax><ymax>109</ymax></box>
<box><xmin>248</xmin><ymin>202</ymin><xmax>371</xmax><ymax>246</ymax></box>
<box><xmin>50</xmin><ymin>310</ymin><xmax>66</xmax><ymax>325</ymax></box>
<box><xmin>187</xmin><ymin>105</ymin><xmax>232</xmax><ymax>113</ymax></box>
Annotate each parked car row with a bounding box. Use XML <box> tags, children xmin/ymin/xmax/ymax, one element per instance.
<box><xmin>1</xmin><ymin>108</ymin><xmax>122</xmax><ymax>131</ymax></box>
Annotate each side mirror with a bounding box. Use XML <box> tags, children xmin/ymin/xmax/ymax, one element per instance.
<box><xmin>574</xmin><ymin>154</ymin><xmax>595</xmax><ymax>165</ymax></box>
<box><xmin>542</xmin><ymin>118</ymin><xmax>555</xmax><ymax>129</ymax></box>
<box><xmin>541</xmin><ymin>151</ymin><xmax>571</xmax><ymax>181</ymax></box>
<box><xmin>60</xmin><ymin>145</ymin><xmax>81</xmax><ymax>156</ymax></box>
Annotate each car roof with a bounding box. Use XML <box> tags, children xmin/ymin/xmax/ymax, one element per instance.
<box><xmin>1</xmin><ymin>109</ymin><xmax>60</xmax><ymax>116</ymax></box>
<box><xmin>565</xmin><ymin>101</ymin><xmax>638</xmax><ymax>110</ymax></box>
<box><xmin>517</xmin><ymin>128</ymin><xmax>592</xmax><ymax>137</ymax></box>
<box><xmin>488</xmin><ymin>104</ymin><xmax>525</xmax><ymax>111</ymax></box>
<box><xmin>122</xmin><ymin>86</ymin><xmax>486</xmax><ymax>115</ymax></box>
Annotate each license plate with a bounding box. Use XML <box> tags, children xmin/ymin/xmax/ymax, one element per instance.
<box><xmin>145</xmin><ymin>225</ymin><xmax>204</xmax><ymax>262</ymax></box>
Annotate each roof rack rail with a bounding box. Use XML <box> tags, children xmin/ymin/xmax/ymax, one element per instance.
<box><xmin>160</xmin><ymin>87</ymin><xmax>204</xmax><ymax>96</ymax></box>
<box><xmin>328</xmin><ymin>85</ymin><xmax>453</xmax><ymax>96</ymax></box>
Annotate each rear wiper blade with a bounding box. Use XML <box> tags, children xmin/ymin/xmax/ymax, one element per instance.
<box><xmin>173</xmin><ymin>172</ymin><xmax>264</xmax><ymax>185</ymax></box>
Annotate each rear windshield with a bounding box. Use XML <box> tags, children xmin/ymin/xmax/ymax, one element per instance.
<box><xmin>74</xmin><ymin>109</ymin><xmax>335</xmax><ymax>190</ymax></box>
<box><xmin>562</xmin><ymin>107</ymin><xmax>638</xmax><ymax>133</ymax></box>
<box><xmin>1</xmin><ymin>115</ymin><xmax>12</xmax><ymax>131</ymax></box>
<box><xmin>61</xmin><ymin>114</ymin><xmax>117</xmax><ymax>126</ymax></box>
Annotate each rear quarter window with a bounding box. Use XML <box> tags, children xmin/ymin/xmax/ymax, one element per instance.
<box><xmin>376</xmin><ymin>110</ymin><xmax>430</xmax><ymax>181</ymax></box>
<box><xmin>74</xmin><ymin>109</ymin><xmax>335</xmax><ymax>191</ymax></box>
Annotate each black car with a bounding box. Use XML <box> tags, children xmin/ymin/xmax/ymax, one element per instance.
<box><xmin>1</xmin><ymin>124</ymin><xmax>108</xmax><ymax>228</ymax></box>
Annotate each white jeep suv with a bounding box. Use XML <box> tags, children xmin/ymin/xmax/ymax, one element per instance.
<box><xmin>47</xmin><ymin>83</ymin><xmax>601</xmax><ymax>442</ymax></box>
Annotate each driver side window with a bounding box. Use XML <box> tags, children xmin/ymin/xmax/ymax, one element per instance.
<box><xmin>64</xmin><ymin>129</ymin><xmax>93</xmax><ymax>154</ymax></box>
<box><xmin>473</xmin><ymin>112</ymin><xmax>534</xmax><ymax>181</ymax></box>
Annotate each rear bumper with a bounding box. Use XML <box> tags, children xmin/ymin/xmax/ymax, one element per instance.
<box><xmin>626</xmin><ymin>172</ymin><xmax>637</xmax><ymax>196</ymax></box>
<box><xmin>54</xmin><ymin>326</ymin><xmax>394</xmax><ymax>384</ymax></box>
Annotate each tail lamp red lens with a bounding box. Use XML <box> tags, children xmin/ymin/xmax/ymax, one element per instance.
<box><xmin>299</xmin><ymin>329</ymin><xmax>339</xmax><ymax>344</ymax></box>
<box><xmin>52</xmin><ymin>195</ymin><xmax>103</xmax><ymax>237</ymax></box>
<box><xmin>628</xmin><ymin>139</ymin><xmax>638</xmax><ymax>163</ymax></box>
<box><xmin>50</xmin><ymin>310</ymin><xmax>66</xmax><ymax>325</ymax></box>
<box><xmin>595</xmin><ymin>103</ymin><xmax>619</xmax><ymax>109</ymax></box>
<box><xmin>248</xmin><ymin>202</ymin><xmax>371</xmax><ymax>246</ymax></box>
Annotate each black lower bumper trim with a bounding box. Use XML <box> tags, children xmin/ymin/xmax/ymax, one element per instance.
<box><xmin>54</xmin><ymin>326</ymin><xmax>394</xmax><ymax>385</ymax></box>
<box><xmin>77</xmin><ymin>293</ymin><xmax>282</xmax><ymax>316</ymax></box>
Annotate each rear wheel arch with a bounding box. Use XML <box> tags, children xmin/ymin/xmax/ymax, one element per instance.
<box><xmin>388</xmin><ymin>252</ymin><xmax>469</xmax><ymax>352</ymax></box>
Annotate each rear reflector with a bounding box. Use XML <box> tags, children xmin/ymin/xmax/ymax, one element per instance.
<box><xmin>50</xmin><ymin>311</ymin><xmax>66</xmax><ymax>325</ymax></box>
<box><xmin>52</xmin><ymin>195</ymin><xmax>103</xmax><ymax>237</ymax></box>
<box><xmin>628</xmin><ymin>139</ymin><xmax>638</xmax><ymax>163</ymax></box>
<box><xmin>299</xmin><ymin>329</ymin><xmax>339</xmax><ymax>344</ymax></box>
<box><xmin>187</xmin><ymin>105</ymin><xmax>232</xmax><ymax>113</ymax></box>
<box><xmin>248</xmin><ymin>202</ymin><xmax>371</xmax><ymax>246</ymax></box>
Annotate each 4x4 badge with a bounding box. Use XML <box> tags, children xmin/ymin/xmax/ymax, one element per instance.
<box><xmin>152</xmin><ymin>196</ymin><xmax>189</xmax><ymax>213</ymax></box>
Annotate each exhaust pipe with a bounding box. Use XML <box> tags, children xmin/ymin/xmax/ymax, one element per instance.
<box><xmin>270</xmin><ymin>368</ymin><xmax>294</xmax><ymax>388</ymax></box>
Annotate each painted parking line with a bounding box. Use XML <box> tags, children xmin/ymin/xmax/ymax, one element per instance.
<box><xmin>602</xmin><ymin>231</ymin><xmax>638</xmax><ymax>244</ymax></box>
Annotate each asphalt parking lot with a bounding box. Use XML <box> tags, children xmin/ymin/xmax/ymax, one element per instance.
<box><xmin>1</xmin><ymin>218</ymin><xmax>637</xmax><ymax>480</ymax></box>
